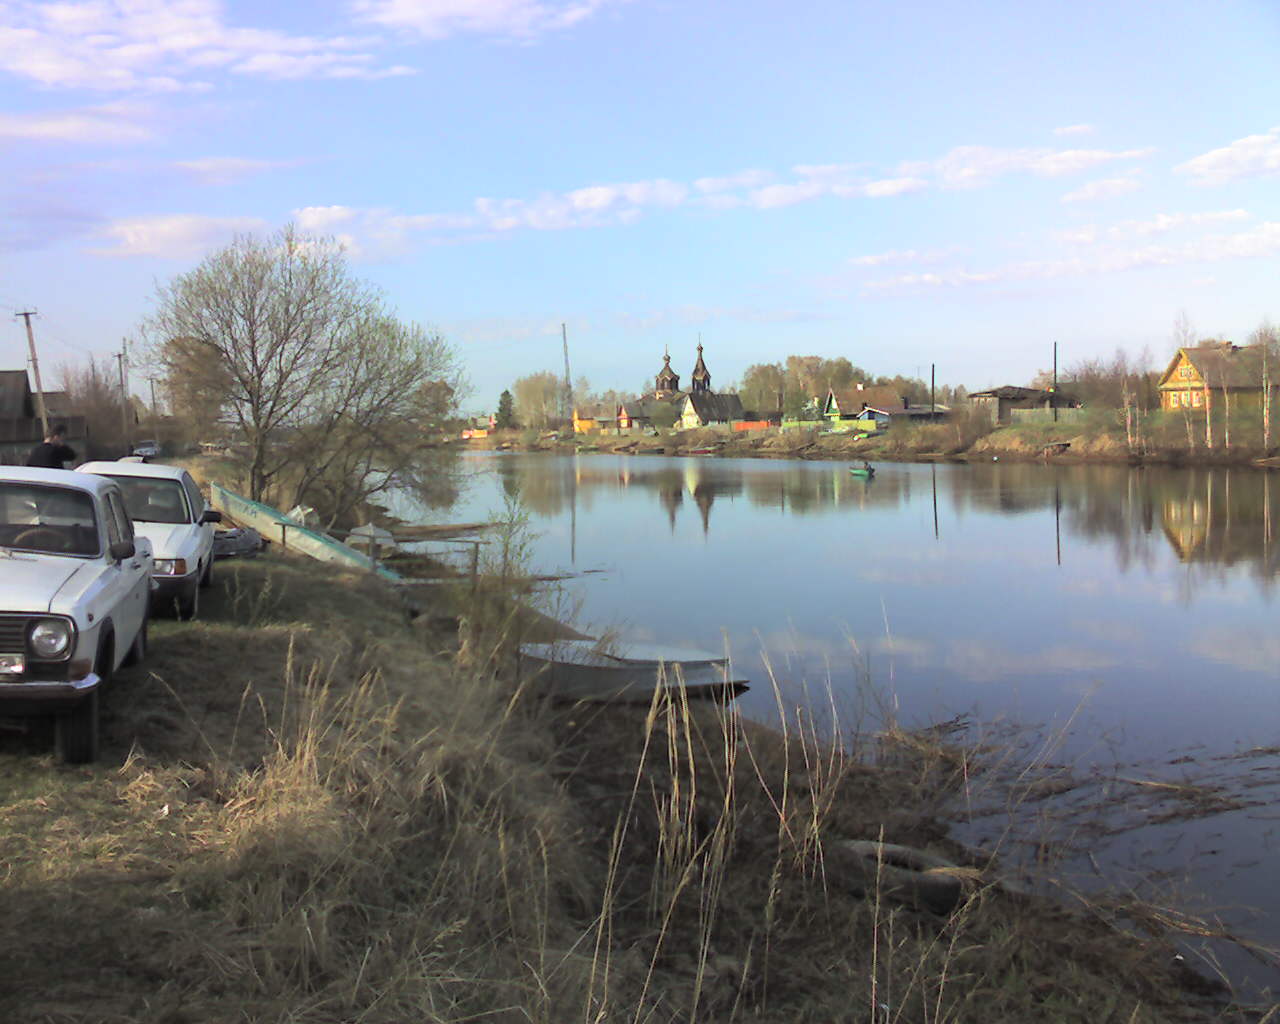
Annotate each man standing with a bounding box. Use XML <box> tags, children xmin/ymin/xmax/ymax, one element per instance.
<box><xmin>26</xmin><ymin>424</ymin><xmax>77</xmax><ymax>470</ymax></box>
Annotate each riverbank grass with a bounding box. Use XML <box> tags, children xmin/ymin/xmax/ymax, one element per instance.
<box><xmin>0</xmin><ymin>550</ymin><xmax>1252</xmax><ymax>1021</ymax></box>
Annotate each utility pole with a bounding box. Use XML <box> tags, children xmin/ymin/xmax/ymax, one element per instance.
<box><xmin>560</xmin><ymin>323</ymin><xmax>573</xmax><ymax>429</ymax></box>
<box><xmin>930</xmin><ymin>363</ymin><xmax>936</xmax><ymax>417</ymax></box>
<box><xmin>16</xmin><ymin>311</ymin><xmax>50</xmax><ymax>437</ymax></box>
<box><xmin>117</xmin><ymin>338</ymin><xmax>131</xmax><ymax>454</ymax></box>
<box><xmin>1052</xmin><ymin>341</ymin><xmax>1059</xmax><ymax>423</ymax></box>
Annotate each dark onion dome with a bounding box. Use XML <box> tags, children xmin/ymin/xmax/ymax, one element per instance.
<box><xmin>656</xmin><ymin>351</ymin><xmax>680</xmax><ymax>395</ymax></box>
<box><xmin>690</xmin><ymin>344</ymin><xmax>711</xmax><ymax>393</ymax></box>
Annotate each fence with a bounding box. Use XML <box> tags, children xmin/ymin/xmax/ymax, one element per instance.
<box><xmin>1009</xmin><ymin>407</ymin><xmax>1087</xmax><ymax>425</ymax></box>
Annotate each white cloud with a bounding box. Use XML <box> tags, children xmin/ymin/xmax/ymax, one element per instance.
<box><xmin>91</xmin><ymin>213</ymin><xmax>267</xmax><ymax>257</ymax></box>
<box><xmin>1176</xmin><ymin>128</ymin><xmax>1280</xmax><ymax>185</ymax></box>
<box><xmin>476</xmin><ymin>178</ymin><xmax>687</xmax><ymax>229</ymax></box>
<box><xmin>0</xmin><ymin>101</ymin><xmax>155</xmax><ymax>143</ymax></box>
<box><xmin>1054</xmin><ymin>210</ymin><xmax>1250</xmax><ymax>244</ymax></box>
<box><xmin>748</xmin><ymin>181</ymin><xmax>826</xmax><ymax>209</ymax></box>
<box><xmin>1053</xmin><ymin>123</ymin><xmax>1095</xmax><ymax>137</ymax></box>
<box><xmin>353</xmin><ymin>0</ymin><xmax>617</xmax><ymax>39</ymax></box>
<box><xmin>693</xmin><ymin>169</ymin><xmax>772</xmax><ymax>193</ymax></box>
<box><xmin>850</xmin><ymin>247</ymin><xmax>956</xmax><ymax>267</ymax></box>
<box><xmin>922</xmin><ymin>145</ymin><xmax>1153</xmax><ymax>189</ymax></box>
<box><xmin>1053</xmin><ymin>225</ymin><xmax>1098</xmax><ymax>244</ymax></box>
<box><xmin>174</xmin><ymin>156</ymin><xmax>295</xmax><ymax>185</ymax></box>
<box><xmin>1060</xmin><ymin>176</ymin><xmax>1142</xmax><ymax>203</ymax></box>
<box><xmin>0</xmin><ymin>0</ymin><xmax>412</xmax><ymax>91</ymax></box>
<box><xmin>859</xmin><ymin>176</ymin><xmax>928</xmax><ymax>197</ymax></box>
<box><xmin>863</xmin><ymin>221</ymin><xmax>1280</xmax><ymax>293</ymax></box>
<box><xmin>1107</xmin><ymin>209</ymin><xmax>1249</xmax><ymax>238</ymax></box>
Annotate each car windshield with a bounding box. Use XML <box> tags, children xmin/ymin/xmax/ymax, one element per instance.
<box><xmin>107</xmin><ymin>476</ymin><xmax>190</xmax><ymax>524</ymax></box>
<box><xmin>0</xmin><ymin>483</ymin><xmax>100</xmax><ymax>556</ymax></box>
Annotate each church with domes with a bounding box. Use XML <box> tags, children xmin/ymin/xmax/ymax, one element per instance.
<box><xmin>620</xmin><ymin>344</ymin><xmax>745</xmax><ymax>430</ymax></box>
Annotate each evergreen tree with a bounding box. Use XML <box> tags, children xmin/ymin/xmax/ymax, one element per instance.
<box><xmin>495</xmin><ymin>389</ymin><xmax>517</xmax><ymax>430</ymax></box>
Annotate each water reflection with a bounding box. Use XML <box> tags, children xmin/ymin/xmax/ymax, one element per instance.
<box><xmin>491</xmin><ymin>455</ymin><xmax>1280</xmax><ymax>579</ymax></box>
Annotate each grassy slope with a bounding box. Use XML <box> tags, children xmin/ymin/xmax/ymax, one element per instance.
<box><xmin>0</xmin><ymin>552</ymin><xmax>1241</xmax><ymax>1023</ymax></box>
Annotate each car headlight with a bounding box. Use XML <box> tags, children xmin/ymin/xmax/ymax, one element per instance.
<box><xmin>30</xmin><ymin>619</ymin><xmax>73</xmax><ymax>660</ymax></box>
<box><xmin>154</xmin><ymin>559</ymin><xmax>188</xmax><ymax>576</ymax></box>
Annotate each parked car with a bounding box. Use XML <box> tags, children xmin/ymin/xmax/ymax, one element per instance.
<box><xmin>131</xmin><ymin>440</ymin><xmax>161</xmax><ymax>459</ymax></box>
<box><xmin>0</xmin><ymin>467</ymin><xmax>153</xmax><ymax>762</ymax></box>
<box><xmin>77</xmin><ymin>462</ymin><xmax>222</xmax><ymax>620</ymax></box>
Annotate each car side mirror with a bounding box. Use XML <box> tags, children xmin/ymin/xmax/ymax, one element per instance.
<box><xmin>201</xmin><ymin>510</ymin><xmax>223</xmax><ymax>524</ymax></box>
<box><xmin>110</xmin><ymin>540</ymin><xmax>136</xmax><ymax>562</ymax></box>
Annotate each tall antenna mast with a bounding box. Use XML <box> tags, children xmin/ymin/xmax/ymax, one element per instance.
<box><xmin>560</xmin><ymin>322</ymin><xmax>573</xmax><ymax>426</ymax></box>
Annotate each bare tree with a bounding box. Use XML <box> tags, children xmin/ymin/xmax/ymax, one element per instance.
<box><xmin>512</xmin><ymin>371</ymin><xmax>562</xmax><ymax>430</ymax></box>
<box><xmin>1251</xmin><ymin>322</ymin><xmax>1279</xmax><ymax>450</ymax></box>
<box><xmin>157</xmin><ymin>334</ymin><xmax>229</xmax><ymax>444</ymax></box>
<box><xmin>149</xmin><ymin>225</ymin><xmax>461</xmax><ymax>513</ymax></box>
<box><xmin>1172</xmin><ymin>309</ymin><xmax>1197</xmax><ymax>351</ymax></box>
<box><xmin>59</xmin><ymin>357</ymin><xmax>130</xmax><ymax>457</ymax></box>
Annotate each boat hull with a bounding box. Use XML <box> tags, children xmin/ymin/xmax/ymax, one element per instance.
<box><xmin>519</xmin><ymin>640</ymin><xmax>747</xmax><ymax>702</ymax></box>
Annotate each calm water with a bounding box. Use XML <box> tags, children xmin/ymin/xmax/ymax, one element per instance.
<box><xmin>393</xmin><ymin>452</ymin><xmax>1280</xmax><ymax>995</ymax></box>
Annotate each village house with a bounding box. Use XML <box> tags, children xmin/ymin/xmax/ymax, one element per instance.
<box><xmin>968</xmin><ymin>385</ymin><xmax>1080</xmax><ymax>424</ymax></box>
<box><xmin>1157</xmin><ymin>340</ymin><xmax>1268</xmax><ymax>413</ymax></box>
<box><xmin>0</xmin><ymin>370</ymin><xmax>89</xmax><ymax>464</ymax></box>
<box><xmin>823</xmin><ymin>384</ymin><xmax>947</xmax><ymax>429</ymax></box>
<box><xmin>572</xmin><ymin>403</ymin><xmax>618</xmax><ymax>434</ymax></box>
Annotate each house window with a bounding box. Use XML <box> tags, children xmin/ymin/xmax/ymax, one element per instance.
<box><xmin>1179</xmin><ymin>366</ymin><xmax>1192</xmax><ymax>379</ymax></box>
<box><xmin>1191</xmin><ymin>391</ymin><xmax>1202</xmax><ymax>408</ymax></box>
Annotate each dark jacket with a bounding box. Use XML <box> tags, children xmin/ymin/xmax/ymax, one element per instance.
<box><xmin>25</xmin><ymin>441</ymin><xmax>76</xmax><ymax>470</ymax></box>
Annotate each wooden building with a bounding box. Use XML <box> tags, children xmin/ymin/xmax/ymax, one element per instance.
<box><xmin>0</xmin><ymin>370</ymin><xmax>89</xmax><ymax>464</ymax></box>
<box><xmin>1157</xmin><ymin>341</ymin><xmax>1267</xmax><ymax>412</ymax></box>
<box><xmin>968</xmin><ymin>385</ymin><xmax>1079</xmax><ymax>424</ymax></box>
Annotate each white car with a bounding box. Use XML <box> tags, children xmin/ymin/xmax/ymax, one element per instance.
<box><xmin>77</xmin><ymin>461</ymin><xmax>221</xmax><ymax>620</ymax></box>
<box><xmin>0</xmin><ymin>467</ymin><xmax>153</xmax><ymax>763</ymax></box>
<box><xmin>132</xmin><ymin>440</ymin><xmax>161</xmax><ymax>459</ymax></box>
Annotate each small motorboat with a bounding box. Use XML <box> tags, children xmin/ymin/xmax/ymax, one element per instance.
<box><xmin>849</xmin><ymin>464</ymin><xmax>876</xmax><ymax>478</ymax></box>
<box><xmin>519</xmin><ymin>639</ymin><xmax>748</xmax><ymax>703</ymax></box>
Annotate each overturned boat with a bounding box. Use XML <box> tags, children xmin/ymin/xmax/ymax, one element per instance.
<box><xmin>519</xmin><ymin>639</ymin><xmax>747</xmax><ymax>703</ymax></box>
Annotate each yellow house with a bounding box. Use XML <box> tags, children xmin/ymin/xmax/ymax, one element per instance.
<box><xmin>573</xmin><ymin>403</ymin><xmax>616</xmax><ymax>434</ymax></box>
<box><xmin>1157</xmin><ymin>341</ymin><xmax>1267</xmax><ymax>412</ymax></box>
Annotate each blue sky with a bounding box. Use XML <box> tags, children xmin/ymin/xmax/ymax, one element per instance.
<box><xmin>2</xmin><ymin>0</ymin><xmax>1278</xmax><ymax>411</ymax></box>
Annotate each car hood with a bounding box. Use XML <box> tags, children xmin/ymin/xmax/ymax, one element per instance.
<box><xmin>133</xmin><ymin>522</ymin><xmax>197</xmax><ymax>560</ymax></box>
<box><xmin>0</xmin><ymin>556</ymin><xmax>85</xmax><ymax>614</ymax></box>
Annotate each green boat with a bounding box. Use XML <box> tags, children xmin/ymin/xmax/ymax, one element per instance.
<box><xmin>849</xmin><ymin>466</ymin><xmax>876</xmax><ymax>478</ymax></box>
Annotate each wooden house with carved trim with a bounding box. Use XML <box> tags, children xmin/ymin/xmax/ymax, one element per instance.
<box><xmin>1157</xmin><ymin>341</ymin><xmax>1267</xmax><ymax>413</ymax></box>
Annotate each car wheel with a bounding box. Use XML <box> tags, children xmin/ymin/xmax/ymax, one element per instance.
<box><xmin>177</xmin><ymin>581</ymin><xmax>199</xmax><ymax>621</ymax></box>
<box><xmin>57</xmin><ymin>640</ymin><xmax>108</xmax><ymax>764</ymax></box>
<box><xmin>56</xmin><ymin>691</ymin><xmax>100</xmax><ymax>764</ymax></box>
<box><xmin>122</xmin><ymin>615</ymin><xmax>148</xmax><ymax>667</ymax></box>
<box><xmin>199</xmin><ymin>557</ymin><xmax>213</xmax><ymax>589</ymax></box>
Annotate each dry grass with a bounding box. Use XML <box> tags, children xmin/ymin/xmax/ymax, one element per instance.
<box><xmin>0</xmin><ymin>550</ymin><xmax>1260</xmax><ymax>1022</ymax></box>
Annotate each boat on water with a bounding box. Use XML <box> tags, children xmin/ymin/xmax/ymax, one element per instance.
<box><xmin>686</xmin><ymin>445</ymin><xmax>720</xmax><ymax>456</ymax></box>
<box><xmin>849</xmin><ymin>465</ymin><xmax>876</xmax><ymax>478</ymax></box>
<box><xmin>519</xmin><ymin>639</ymin><xmax>747</xmax><ymax>702</ymax></box>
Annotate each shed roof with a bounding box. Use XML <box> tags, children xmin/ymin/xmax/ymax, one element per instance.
<box><xmin>686</xmin><ymin>392</ymin><xmax>744</xmax><ymax>423</ymax></box>
<box><xmin>575</xmin><ymin>402</ymin><xmax>617</xmax><ymax>420</ymax></box>
<box><xmin>827</xmin><ymin>384</ymin><xmax>904</xmax><ymax>414</ymax></box>
<box><xmin>0</xmin><ymin>370</ymin><xmax>34</xmax><ymax>418</ymax></box>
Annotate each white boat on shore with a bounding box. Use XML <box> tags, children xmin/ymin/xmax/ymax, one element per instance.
<box><xmin>519</xmin><ymin>639</ymin><xmax>747</xmax><ymax>702</ymax></box>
